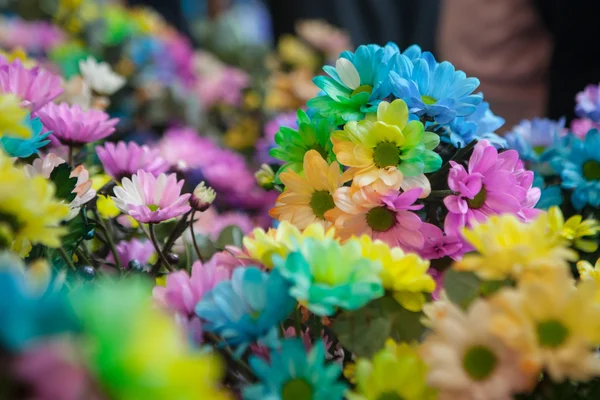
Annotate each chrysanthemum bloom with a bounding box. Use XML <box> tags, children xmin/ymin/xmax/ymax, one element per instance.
<box><xmin>270</xmin><ymin>150</ymin><xmax>344</xmax><ymax>230</ymax></box>
<box><xmin>547</xmin><ymin>206</ymin><xmax>599</xmax><ymax>252</ymax></box>
<box><xmin>158</xmin><ymin>127</ymin><xmax>219</xmax><ymax>170</ymax></box>
<box><xmin>195</xmin><ymin>267</ymin><xmax>295</xmax><ymax>353</ymax></box>
<box><xmin>420</xmin><ymin>299</ymin><xmax>535</xmax><ymax>400</ymax></box>
<box><xmin>444</xmin><ymin>139</ymin><xmax>541</xmax><ymax>238</ymax></box>
<box><xmin>0</xmin><ymin>93</ymin><xmax>31</xmax><ymax>139</ymax></box>
<box><xmin>445</xmin><ymin>100</ymin><xmax>506</xmax><ymax>149</ymax></box>
<box><xmin>96</xmin><ymin>141</ymin><xmax>169</xmax><ymax>181</ymax></box>
<box><xmin>112</xmin><ymin>170</ymin><xmax>191</xmax><ymax>224</ymax></box>
<box><xmin>575</xmin><ymin>83</ymin><xmax>600</xmax><ymax>122</ymax></box>
<box><xmin>419</xmin><ymin>223</ymin><xmax>464</xmax><ymax>261</ymax></box>
<box><xmin>457</xmin><ymin>213</ymin><xmax>578</xmax><ymax>281</ymax></box>
<box><xmin>332</xmin><ymin>185</ymin><xmax>425</xmax><ymax>251</ymax></box>
<box><xmin>577</xmin><ymin>258</ymin><xmax>600</xmax><ymax>303</ymax></box>
<box><xmin>0</xmin><ymin>58</ymin><xmax>63</xmax><ymax>113</ymax></box>
<box><xmin>244</xmin><ymin>338</ymin><xmax>347</xmax><ymax>400</ymax></box>
<box><xmin>348</xmin><ymin>339</ymin><xmax>437</xmax><ymax>400</ymax></box>
<box><xmin>78</xmin><ymin>56</ymin><xmax>126</xmax><ymax>95</ymax></box>
<box><xmin>106</xmin><ymin>238</ymin><xmax>156</xmax><ymax>269</ymax></box>
<box><xmin>332</xmin><ymin>99</ymin><xmax>441</xmax><ymax>195</ymax></box>
<box><xmin>490</xmin><ymin>274</ymin><xmax>600</xmax><ymax>381</ymax></box>
<box><xmin>0</xmin><ymin>114</ymin><xmax>50</xmax><ymax>157</ymax></box>
<box><xmin>37</xmin><ymin>102</ymin><xmax>118</xmax><ymax>146</ymax></box>
<box><xmin>274</xmin><ymin>237</ymin><xmax>383</xmax><ymax>316</ymax></box>
<box><xmin>354</xmin><ymin>235</ymin><xmax>435</xmax><ymax>311</ymax></box>
<box><xmin>194</xmin><ymin>51</ymin><xmax>249</xmax><ymax>108</ymax></box>
<box><xmin>504</xmin><ymin>117</ymin><xmax>566</xmax><ymax>162</ymax></box>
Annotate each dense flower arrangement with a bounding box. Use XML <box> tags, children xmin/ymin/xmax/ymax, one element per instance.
<box><xmin>0</xmin><ymin>1</ymin><xmax>600</xmax><ymax>399</ymax></box>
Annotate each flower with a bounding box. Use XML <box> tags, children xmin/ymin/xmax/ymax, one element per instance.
<box><xmin>444</xmin><ymin>139</ymin><xmax>541</xmax><ymax>237</ymax></box>
<box><xmin>0</xmin><ymin>93</ymin><xmax>32</xmax><ymax>140</ymax></box>
<box><xmin>0</xmin><ymin>114</ymin><xmax>50</xmax><ymax>157</ymax></box>
<box><xmin>296</xmin><ymin>20</ymin><xmax>352</xmax><ymax>61</ymax></box>
<box><xmin>445</xmin><ymin>100</ymin><xmax>506</xmax><ymax>149</ymax></box>
<box><xmin>532</xmin><ymin>173</ymin><xmax>563</xmax><ymax>210</ymax></box>
<box><xmin>348</xmin><ymin>339</ymin><xmax>436</xmax><ymax>400</ymax></box>
<box><xmin>59</xmin><ymin>75</ymin><xmax>92</xmax><ymax>109</ymax></box>
<box><xmin>575</xmin><ymin>83</ymin><xmax>600</xmax><ymax>122</ymax></box>
<box><xmin>270</xmin><ymin>150</ymin><xmax>343</xmax><ymax>230</ymax></box>
<box><xmin>195</xmin><ymin>267</ymin><xmax>295</xmax><ymax>353</ymax></box>
<box><xmin>388</xmin><ymin>52</ymin><xmax>482</xmax><ymax>124</ymax></box>
<box><xmin>420</xmin><ymin>299</ymin><xmax>535</xmax><ymax>400</ymax></box>
<box><xmin>354</xmin><ymin>235</ymin><xmax>435</xmax><ymax>311</ymax></box>
<box><xmin>182</xmin><ymin>207</ymin><xmax>254</xmax><ymax>243</ymax></box>
<box><xmin>490</xmin><ymin>274</ymin><xmax>600</xmax><ymax>381</ymax></box>
<box><xmin>112</xmin><ymin>170</ymin><xmax>191</xmax><ymax>224</ymax></box>
<box><xmin>419</xmin><ymin>223</ymin><xmax>464</xmax><ymax>261</ymax></box>
<box><xmin>332</xmin><ymin>186</ymin><xmax>425</xmax><ymax>251</ymax></box>
<box><xmin>457</xmin><ymin>213</ymin><xmax>578</xmax><ymax>281</ymax></box>
<box><xmin>96</xmin><ymin>141</ymin><xmax>169</xmax><ymax>181</ymax></box>
<box><xmin>78</xmin><ymin>56</ymin><xmax>126</xmax><ymax>95</ymax></box>
<box><xmin>0</xmin><ymin>58</ymin><xmax>63</xmax><ymax>113</ymax></box>
<box><xmin>274</xmin><ymin>237</ymin><xmax>383</xmax><ymax>316</ymax></box>
<box><xmin>571</xmin><ymin>118</ymin><xmax>600</xmax><ymax>139</ymax></box>
<box><xmin>190</xmin><ymin>181</ymin><xmax>216</xmax><ymax>212</ymax></box>
<box><xmin>577</xmin><ymin>258</ymin><xmax>600</xmax><ymax>302</ymax></box>
<box><xmin>159</xmin><ymin>126</ymin><xmax>219</xmax><ymax>170</ymax></box>
<box><xmin>255</xmin><ymin>163</ymin><xmax>275</xmax><ymax>190</ymax></box>
<box><xmin>106</xmin><ymin>238</ymin><xmax>156</xmax><ymax>269</ymax></box>
<box><xmin>547</xmin><ymin>206</ymin><xmax>599</xmax><ymax>252</ymax></box>
<box><xmin>332</xmin><ymin>99</ymin><xmax>441</xmax><ymax>194</ymax></box>
<box><xmin>37</xmin><ymin>102</ymin><xmax>118</xmax><ymax>146</ymax></box>
<box><xmin>504</xmin><ymin>117</ymin><xmax>566</xmax><ymax>162</ymax></box>
<box><xmin>269</xmin><ymin>109</ymin><xmax>335</xmax><ymax>176</ymax></box>
<box><xmin>194</xmin><ymin>51</ymin><xmax>249</xmax><ymax>108</ymax></box>
<box><xmin>549</xmin><ymin>130</ymin><xmax>600</xmax><ymax>210</ymax></box>
<box><xmin>256</xmin><ymin>112</ymin><xmax>297</xmax><ymax>165</ymax></box>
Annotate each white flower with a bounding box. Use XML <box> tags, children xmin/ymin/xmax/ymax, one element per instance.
<box><xmin>78</xmin><ymin>56</ymin><xmax>126</xmax><ymax>95</ymax></box>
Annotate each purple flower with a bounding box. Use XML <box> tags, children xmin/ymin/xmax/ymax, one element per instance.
<box><xmin>571</xmin><ymin>118</ymin><xmax>600</xmax><ymax>139</ymax></box>
<box><xmin>106</xmin><ymin>238</ymin><xmax>156</xmax><ymax>269</ymax></box>
<box><xmin>0</xmin><ymin>18</ymin><xmax>65</xmax><ymax>53</ymax></box>
<box><xmin>576</xmin><ymin>83</ymin><xmax>600</xmax><ymax>122</ymax></box>
<box><xmin>194</xmin><ymin>51</ymin><xmax>249</xmax><ymax>108</ymax></box>
<box><xmin>419</xmin><ymin>223</ymin><xmax>464</xmax><ymax>261</ymax></box>
<box><xmin>158</xmin><ymin>127</ymin><xmax>219</xmax><ymax>170</ymax></box>
<box><xmin>96</xmin><ymin>141</ymin><xmax>169</xmax><ymax>181</ymax></box>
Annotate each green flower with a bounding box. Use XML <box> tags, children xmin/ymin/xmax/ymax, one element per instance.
<box><xmin>274</xmin><ymin>237</ymin><xmax>384</xmax><ymax>316</ymax></box>
<box><xmin>49</xmin><ymin>41</ymin><xmax>90</xmax><ymax>79</ymax></box>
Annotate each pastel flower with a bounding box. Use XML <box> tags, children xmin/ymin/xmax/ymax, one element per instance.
<box><xmin>445</xmin><ymin>100</ymin><xmax>506</xmax><ymax>148</ymax></box>
<box><xmin>0</xmin><ymin>17</ymin><xmax>65</xmax><ymax>52</ymax></box>
<box><xmin>37</xmin><ymin>102</ymin><xmax>118</xmax><ymax>146</ymax></box>
<box><xmin>505</xmin><ymin>117</ymin><xmax>566</xmax><ymax>162</ymax></box>
<box><xmin>419</xmin><ymin>223</ymin><xmax>464</xmax><ymax>261</ymax></box>
<box><xmin>159</xmin><ymin>126</ymin><xmax>219</xmax><ymax>170</ymax></box>
<box><xmin>577</xmin><ymin>258</ymin><xmax>600</xmax><ymax>303</ymax></box>
<box><xmin>547</xmin><ymin>206</ymin><xmax>600</xmax><ymax>253</ymax></box>
<box><xmin>78</xmin><ymin>56</ymin><xmax>126</xmax><ymax>95</ymax></box>
<box><xmin>193</xmin><ymin>51</ymin><xmax>249</xmax><ymax>108</ymax></box>
<box><xmin>112</xmin><ymin>170</ymin><xmax>191</xmax><ymax>224</ymax></box>
<box><xmin>332</xmin><ymin>99</ymin><xmax>441</xmax><ymax>194</ymax></box>
<box><xmin>0</xmin><ymin>58</ymin><xmax>63</xmax><ymax>113</ymax></box>
<box><xmin>195</xmin><ymin>267</ymin><xmax>295</xmax><ymax>353</ymax></box>
<box><xmin>274</xmin><ymin>237</ymin><xmax>383</xmax><ymax>316</ymax></box>
<box><xmin>443</xmin><ymin>140</ymin><xmax>541</xmax><ymax>237</ymax></box>
<box><xmin>245</xmin><ymin>338</ymin><xmax>347</xmax><ymax>400</ymax></box>
<box><xmin>332</xmin><ymin>186</ymin><xmax>425</xmax><ymax>252</ymax></box>
<box><xmin>106</xmin><ymin>238</ymin><xmax>156</xmax><ymax>269</ymax></box>
<box><xmin>96</xmin><ymin>141</ymin><xmax>169</xmax><ymax>181</ymax></box>
<box><xmin>0</xmin><ymin>114</ymin><xmax>50</xmax><ymax>157</ymax></box>
<box><xmin>570</xmin><ymin>118</ymin><xmax>600</xmax><ymax>139</ymax></box>
<box><xmin>575</xmin><ymin>83</ymin><xmax>600</xmax><ymax>122</ymax></box>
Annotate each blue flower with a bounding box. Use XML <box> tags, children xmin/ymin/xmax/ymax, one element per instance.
<box><xmin>549</xmin><ymin>130</ymin><xmax>600</xmax><ymax>210</ymax></box>
<box><xmin>505</xmin><ymin>117</ymin><xmax>566</xmax><ymax>163</ymax></box>
<box><xmin>388</xmin><ymin>52</ymin><xmax>482</xmax><ymax>124</ymax></box>
<box><xmin>243</xmin><ymin>338</ymin><xmax>347</xmax><ymax>400</ymax></box>
<box><xmin>0</xmin><ymin>115</ymin><xmax>51</xmax><ymax>158</ymax></box>
<box><xmin>444</xmin><ymin>100</ymin><xmax>506</xmax><ymax>148</ymax></box>
<box><xmin>533</xmin><ymin>173</ymin><xmax>563</xmax><ymax>209</ymax></box>
<box><xmin>195</xmin><ymin>267</ymin><xmax>295</xmax><ymax>354</ymax></box>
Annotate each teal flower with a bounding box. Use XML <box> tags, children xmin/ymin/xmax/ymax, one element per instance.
<box><xmin>1</xmin><ymin>115</ymin><xmax>51</xmax><ymax>158</ymax></box>
<box><xmin>243</xmin><ymin>338</ymin><xmax>347</xmax><ymax>400</ymax></box>
<box><xmin>274</xmin><ymin>237</ymin><xmax>383</xmax><ymax>316</ymax></box>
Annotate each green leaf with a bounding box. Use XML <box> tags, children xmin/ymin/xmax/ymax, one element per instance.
<box><xmin>48</xmin><ymin>209</ymin><xmax>95</xmax><ymax>270</ymax></box>
<box><xmin>49</xmin><ymin>163</ymin><xmax>78</xmax><ymax>202</ymax></box>
<box><xmin>443</xmin><ymin>269</ymin><xmax>481</xmax><ymax>309</ymax></box>
<box><xmin>216</xmin><ymin>225</ymin><xmax>244</xmax><ymax>249</ymax></box>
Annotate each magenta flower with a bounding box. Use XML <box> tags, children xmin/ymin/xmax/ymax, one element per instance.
<box><xmin>443</xmin><ymin>140</ymin><xmax>541</xmax><ymax>236</ymax></box>
<box><xmin>96</xmin><ymin>141</ymin><xmax>169</xmax><ymax>181</ymax></box>
<box><xmin>186</xmin><ymin>207</ymin><xmax>254</xmax><ymax>241</ymax></box>
<box><xmin>37</xmin><ymin>103</ymin><xmax>118</xmax><ymax>146</ymax></box>
<box><xmin>106</xmin><ymin>238</ymin><xmax>156</xmax><ymax>269</ymax></box>
<box><xmin>194</xmin><ymin>51</ymin><xmax>249</xmax><ymax>108</ymax></box>
<box><xmin>419</xmin><ymin>223</ymin><xmax>464</xmax><ymax>261</ymax></box>
<box><xmin>571</xmin><ymin>118</ymin><xmax>600</xmax><ymax>139</ymax></box>
<box><xmin>0</xmin><ymin>58</ymin><xmax>63</xmax><ymax>113</ymax></box>
<box><xmin>112</xmin><ymin>170</ymin><xmax>191</xmax><ymax>223</ymax></box>
<box><xmin>0</xmin><ymin>18</ymin><xmax>65</xmax><ymax>52</ymax></box>
<box><xmin>378</xmin><ymin>188</ymin><xmax>426</xmax><ymax>251</ymax></box>
<box><xmin>159</xmin><ymin>127</ymin><xmax>219</xmax><ymax>170</ymax></box>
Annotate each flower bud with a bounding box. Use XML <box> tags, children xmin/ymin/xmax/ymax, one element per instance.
<box><xmin>190</xmin><ymin>181</ymin><xmax>216</xmax><ymax>212</ymax></box>
<box><xmin>255</xmin><ymin>164</ymin><xmax>275</xmax><ymax>190</ymax></box>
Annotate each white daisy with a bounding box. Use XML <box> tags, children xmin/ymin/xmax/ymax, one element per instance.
<box><xmin>78</xmin><ymin>56</ymin><xmax>126</xmax><ymax>95</ymax></box>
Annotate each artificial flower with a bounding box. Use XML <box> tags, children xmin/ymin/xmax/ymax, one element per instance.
<box><xmin>504</xmin><ymin>117</ymin><xmax>565</xmax><ymax>162</ymax></box>
<box><xmin>445</xmin><ymin>100</ymin><xmax>506</xmax><ymax>149</ymax></box>
<box><xmin>575</xmin><ymin>82</ymin><xmax>600</xmax><ymax>122</ymax></box>
<box><xmin>0</xmin><ymin>114</ymin><xmax>50</xmax><ymax>157</ymax></box>
<box><xmin>264</xmin><ymin>68</ymin><xmax>318</xmax><ymax>111</ymax></box>
<box><xmin>0</xmin><ymin>17</ymin><xmax>65</xmax><ymax>53</ymax></box>
<box><xmin>348</xmin><ymin>339</ymin><xmax>436</xmax><ymax>400</ymax></box>
<box><xmin>182</xmin><ymin>207</ymin><xmax>254</xmax><ymax>244</ymax></box>
<box><xmin>78</xmin><ymin>56</ymin><xmax>126</xmax><ymax>95</ymax></box>
<box><xmin>193</xmin><ymin>51</ymin><xmax>249</xmax><ymax>108</ymax></box>
<box><xmin>106</xmin><ymin>238</ymin><xmax>156</xmax><ymax>269</ymax></box>
<box><xmin>96</xmin><ymin>141</ymin><xmax>169</xmax><ymax>181</ymax></box>
<box><xmin>0</xmin><ymin>93</ymin><xmax>31</xmax><ymax>139</ymax></box>
<box><xmin>547</xmin><ymin>206</ymin><xmax>599</xmax><ymax>252</ymax></box>
<box><xmin>195</xmin><ymin>267</ymin><xmax>295</xmax><ymax>353</ymax></box>
<box><xmin>244</xmin><ymin>338</ymin><xmax>347</xmax><ymax>400</ymax></box>
<box><xmin>274</xmin><ymin>237</ymin><xmax>383</xmax><ymax>316</ymax></box>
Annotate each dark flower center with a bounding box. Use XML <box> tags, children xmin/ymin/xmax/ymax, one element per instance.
<box><xmin>282</xmin><ymin>378</ymin><xmax>313</xmax><ymax>400</ymax></box>
<box><xmin>582</xmin><ymin>160</ymin><xmax>600</xmax><ymax>181</ymax></box>
<box><xmin>467</xmin><ymin>187</ymin><xmax>487</xmax><ymax>209</ymax></box>
<box><xmin>366</xmin><ymin>206</ymin><xmax>396</xmax><ymax>232</ymax></box>
<box><xmin>351</xmin><ymin>84</ymin><xmax>373</xmax><ymax>97</ymax></box>
<box><xmin>537</xmin><ymin>320</ymin><xmax>569</xmax><ymax>348</ymax></box>
<box><xmin>463</xmin><ymin>345</ymin><xmax>498</xmax><ymax>381</ymax></box>
<box><xmin>310</xmin><ymin>190</ymin><xmax>335</xmax><ymax>219</ymax></box>
<box><xmin>373</xmin><ymin>141</ymin><xmax>401</xmax><ymax>168</ymax></box>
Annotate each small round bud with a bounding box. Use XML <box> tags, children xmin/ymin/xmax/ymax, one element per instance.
<box><xmin>166</xmin><ymin>253</ymin><xmax>179</xmax><ymax>265</ymax></box>
<box><xmin>255</xmin><ymin>164</ymin><xmax>275</xmax><ymax>190</ymax></box>
<box><xmin>79</xmin><ymin>265</ymin><xmax>96</xmax><ymax>280</ymax></box>
<box><xmin>190</xmin><ymin>181</ymin><xmax>216</xmax><ymax>212</ymax></box>
<box><xmin>128</xmin><ymin>259</ymin><xmax>144</xmax><ymax>272</ymax></box>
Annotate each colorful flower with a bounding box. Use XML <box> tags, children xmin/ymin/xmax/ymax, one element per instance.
<box><xmin>577</xmin><ymin>258</ymin><xmax>600</xmax><ymax>302</ymax></box>
<box><xmin>37</xmin><ymin>102</ymin><xmax>118</xmax><ymax>146</ymax></box>
<box><xmin>0</xmin><ymin>93</ymin><xmax>31</xmax><ymax>139</ymax></box>
<box><xmin>274</xmin><ymin>237</ymin><xmax>383</xmax><ymax>316</ymax></box>
<box><xmin>190</xmin><ymin>181</ymin><xmax>216</xmax><ymax>211</ymax></box>
<box><xmin>0</xmin><ymin>114</ymin><xmax>51</xmax><ymax>157</ymax></box>
<box><xmin>445</xmin><ymin>100</ymin><xmax>506</xmax><ymax>148</ymax></box>
<box><xmin>547</xmin><ymin>206</ymin><xmax>599</xmax><ymax>252</ymax></box>
<box><xmin>348</xmin><ymin>339</ymin><xmax>436</xmax><ymax>400</ymax></box>
<box><xmin>195</xmin><ymin>267</ymin><xmax>295</xmax><ymax>353</ymax></box>
<box><xmin>244</xmin><ymin>338</ymin><xmax>347</xmax><ymax>400</ymax></box>
<box><xmin>419</xmin><ymin>223</ymin><xmax>464</xmax><ymax>261</ymax></box>
<box><xmin>112</xmin><ymin>170</ymin><xmax>191</xmax><ymax>224</ymax></box>
<box><xmin>443</xmin><ymin>139</ymin><xmax>541</xmax><ymax>237</ymax></box>
<box><xmin>106</xmin><ymin>238</ymin><xmax>156</xmax><ymax>269</ymax></box>
<box><xmin>504</xmin><ymin>117</ymin><xmax>566</xmax><ymax>162</ymax></box>
<box><xmin>532</xmin><ymin>173</ymin><xmax>563</xmax><ymax>210</ymax></box>
<box><xmin>159</xmin><ymin>126</ymin><xmax>218</xmax><ymax>170</ymax></box>
<box><xmin>78</xmin><ymin>56</ymin><xmax>126</xmax><ymax>95</ymax></box>
<box><xmin>575</xmin><ymin>83</ymin><xmax>600</xmax><ymax>122</ymax></box>
<box><xmin>332</xmin><ymin>99</ymin><xmax>441</xmax><ymax>194</ymax></box>
<box><xmin>96</xmin><ymin>141</ymin><xmax>169</xmax><ymax>181</ymax></box>
<box><xmin>570</xmin><ymin>118</ymin><xmax>600</xmax><ymax>139</ymax></box>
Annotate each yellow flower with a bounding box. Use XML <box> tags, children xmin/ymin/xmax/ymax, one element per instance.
<box><xmin>96</xmin><ymin>195</ymin><xmax>121</xmax><ymax>219</ymax></box>
<box><xmin>548</xmin><ymin>206</ymin><xmax>600</xmax><ymax>252</ymax></box>
<box><xmin>0</xmin><ymin>151</ymin><xmax>69</xmax><ymax>256</ymax></box>
<box><xmin>348</xmin><ymin>339</ymin><xmax>437</xmax><ymax>400</ymax></box>
<box><xmin>270</xmin><ymin>150</ymin><xmax>344</xmax><ymax>230</ymax></box>
<box><xmin>354</xmin><ymin>235</ymin><xmax>435</xmax><ymax>311</ymax></box>
<box><xmin>577</xmin><ymin>258</ymin><xmax>600</xmax><ymax>302</ymax></box>
<box><xmin>0</xmin><ymin>94</ymin><xmax>32</xmax><ymax>139</ymax></box>
<box><xmin>242</xmin><ymin>221</ymin><xmax>335</xmax><ymax>268</ymax></box>
<box><xmin>0</xmin><ymin>48</ymin><xmax>36</xmax><ymax>68</ymax></box>
<box><xmin>457</xmin><ymin>213</ymin><xmax>578</xmax><ymax>281</ymax></box>
<box><xmin>224</xmin><ymin>117</ymin><xmax>261</xmax><ymax>150</ymax></box>
<box><xmin>277</xmin><ymin>34</ymin><xmax>320</xmax><ymax>71</ymax></box>
<box><xmin>490</xmin><ymin>274</ymin><xmax>600</xmax><ymax>382</ymax></box>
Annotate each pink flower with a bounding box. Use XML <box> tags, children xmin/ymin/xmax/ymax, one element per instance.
<box><xmin>0</xmin><ymin>58</ymin><xmax>63</xmax><ymax>113</ymax></box>
<box><xmin>112</xmin><ymin>170</ymin><xmax>191</xmax><ymax>223</ymax></box>
<box><xmin>194</xmin><ymin>51</ymin><xmax>249</xmax><ymax>108</ymax></box>
<box><xmin>37</xmin><ymin>103</ymin><xmax>118</xmax><ymax>146</ymax></box>
<box><xmin>570</xmin><ymin>118</ymin><xmax>600</xmax><ymax>139</ymax></box>
<box><xmin>106</xmin><ymin>238</ymin><xmax>156</xmax><ymax>269</ymax></box>
<box><xmin>0</xmin><ymin>18</ymin><xmax>65</xmax><ymax>52</ymax></box>
<box><xmin>333</xmin><ymin>185</ymin><xmax>425</xmax><ymax>251</ymax></box>
<box><xmin>185</xmin><ymin>207</ymin><xmax>254</xmax><ymax>241</ymax></box>
<box><xmin>159</xmin><ymin>126</ymin><xmax>219</xmax><ymax>170</ymax></box>
<box><xmin>96</xmin><ymin>141</ymin><xmax>169</xmax><ymax>181</ymax></box>
<box><xmin>419</xmin><ymin>223</ymin><xmax>464</xmax><ymax>261</ymax></box>
<box><xmin>443</xmin><ymin>140</ymin><xmax>541</xmax><ymax>237</ymax></box>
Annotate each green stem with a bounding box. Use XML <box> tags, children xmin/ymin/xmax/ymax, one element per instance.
<box><xmin>150</xmin><ymin>211</ymin><xmax>191</xmax><ymax>272</ymax></box>
<box><xmin>67</xmin><ymin>145</ymin><xmax>74</xmax><ymax>166</ymax></box>
<box><xmin>205</xmin><ymin>333</ymin><xmax>255</xmax><ymax>381</ymax></box>
<box><xmin>189</xmin><ymin>210</ymin><xmax>204</xmax><ymax>263</ymax></box>
<box><xmin>92</xmin><ymin>209</ymin><xmax>121</xmax><ymax>270</ymax></box>
<box><xmin>294</xmin><ymin>306</ymin><xmax>302</xmax><ymax>337</ymax></box>
<box><xmin>75</xmin><ymin>247</ymin><xmax>93</xmax><ymax>267</ymax></box>
<box><xmin>149</xmin><ymin>223</ymin><xmax>172</xmax><ymax>275</ymax></box>
<box><xmin>428</xmin><ymin>190</ymin><xmax>458</xmax><ymax>198</ymax></box>
<box><xmin>57</xmin><ymin>247</ymin><xmax>76</xmax><ymax>270</ymax></box>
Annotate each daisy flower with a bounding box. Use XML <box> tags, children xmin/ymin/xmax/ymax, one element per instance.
<box><xmin>547</xmin><ymin>206</ymin><xmax>600</xmax><ymax>252</ymax></box>
<box><xmin>111</xmin><ymin>170</ymin><xmax>191</xmax><ymax>224</ymax></box>
<box><xmin>78</xmin><ymin>56</ymin><xmax>126</xmax><ymax>95</ymax></box>
<box><xmin>158</xmin><ymin>126</ymin><xmax>218</xmax><ymax>171</ymax></box>
<box><xmin>96</xmin><ymin>141</ymin><xmax>169</xmax><ymax>181</ymax></box>
<box><xmin>577</xmin><ymin>258</ymin><xmax>600</xmax><ymax>303</ymax></box>
<box><xmin>37</xmin><ymin>102</ymin><xmax>118</xmax><ymax>146</ymax></box>
<box><xmin>0</xmin><ymin>93</ymin><xmax>31</xmax><ymax>139</ymax></box>
<box><xmin>332</xmin><ymin>185</ymin><xmax>425</xmax><ymax>251</ymax></box>
<box><xmin>270</xmin><ymin>150</ymin><xmax>344</xmax><ymax>230</ymax></box>
<box><xmin>332</xmin><ymin>99</ymin><xmax>441</xmax><ymax>195</ymax></box>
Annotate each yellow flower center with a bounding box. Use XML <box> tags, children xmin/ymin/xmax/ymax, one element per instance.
<box><xmin>366</xmin><ymin>206</ymin><xmax>396</xmax><ymax>232</ymax></box>
<box><xmin>537</xmin><ymin>320</ymin><xmax>569</xmax><ymax>348</ymax></box>
<box><xmin>282</xmin><ymin>378</ymin><xmax>313</xmax><ymax>400</ymax></box>
<box><xmin>421</xmin><ymin>95</ymin><xmax>437</xmax><ymax>105</ymax></box>
<box><xmin>373</xmin><ymin>141</ymin><xmax>401</xmax><ymax>168</ymax></box>
<box><xmin>463</xmin><ymin>345</ymin><xmax>498</xmax><ymax>381</ymax></box>
<box><xmin>147</xmin><ymin>204</ymin><xmax>160</xmax><ymax>212</ymax></box>
<box><xmin>583</xmin><ymin>160</ymin><xmax>600</xmax><ymax>181</ymax></box>
<box><xmin>351</xmin><ymin>84</ymin><xmax>373</xmax><ymax>97</ymax></box>
<box><xmin>377</xmin><ymin>392</ymin><xmax>405</xmax><ymax>400</ymax></box>
<box><xmin>467</xmin><ymin>187</ymin><xmax>487</xmax><ymax>210</ymax></box>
